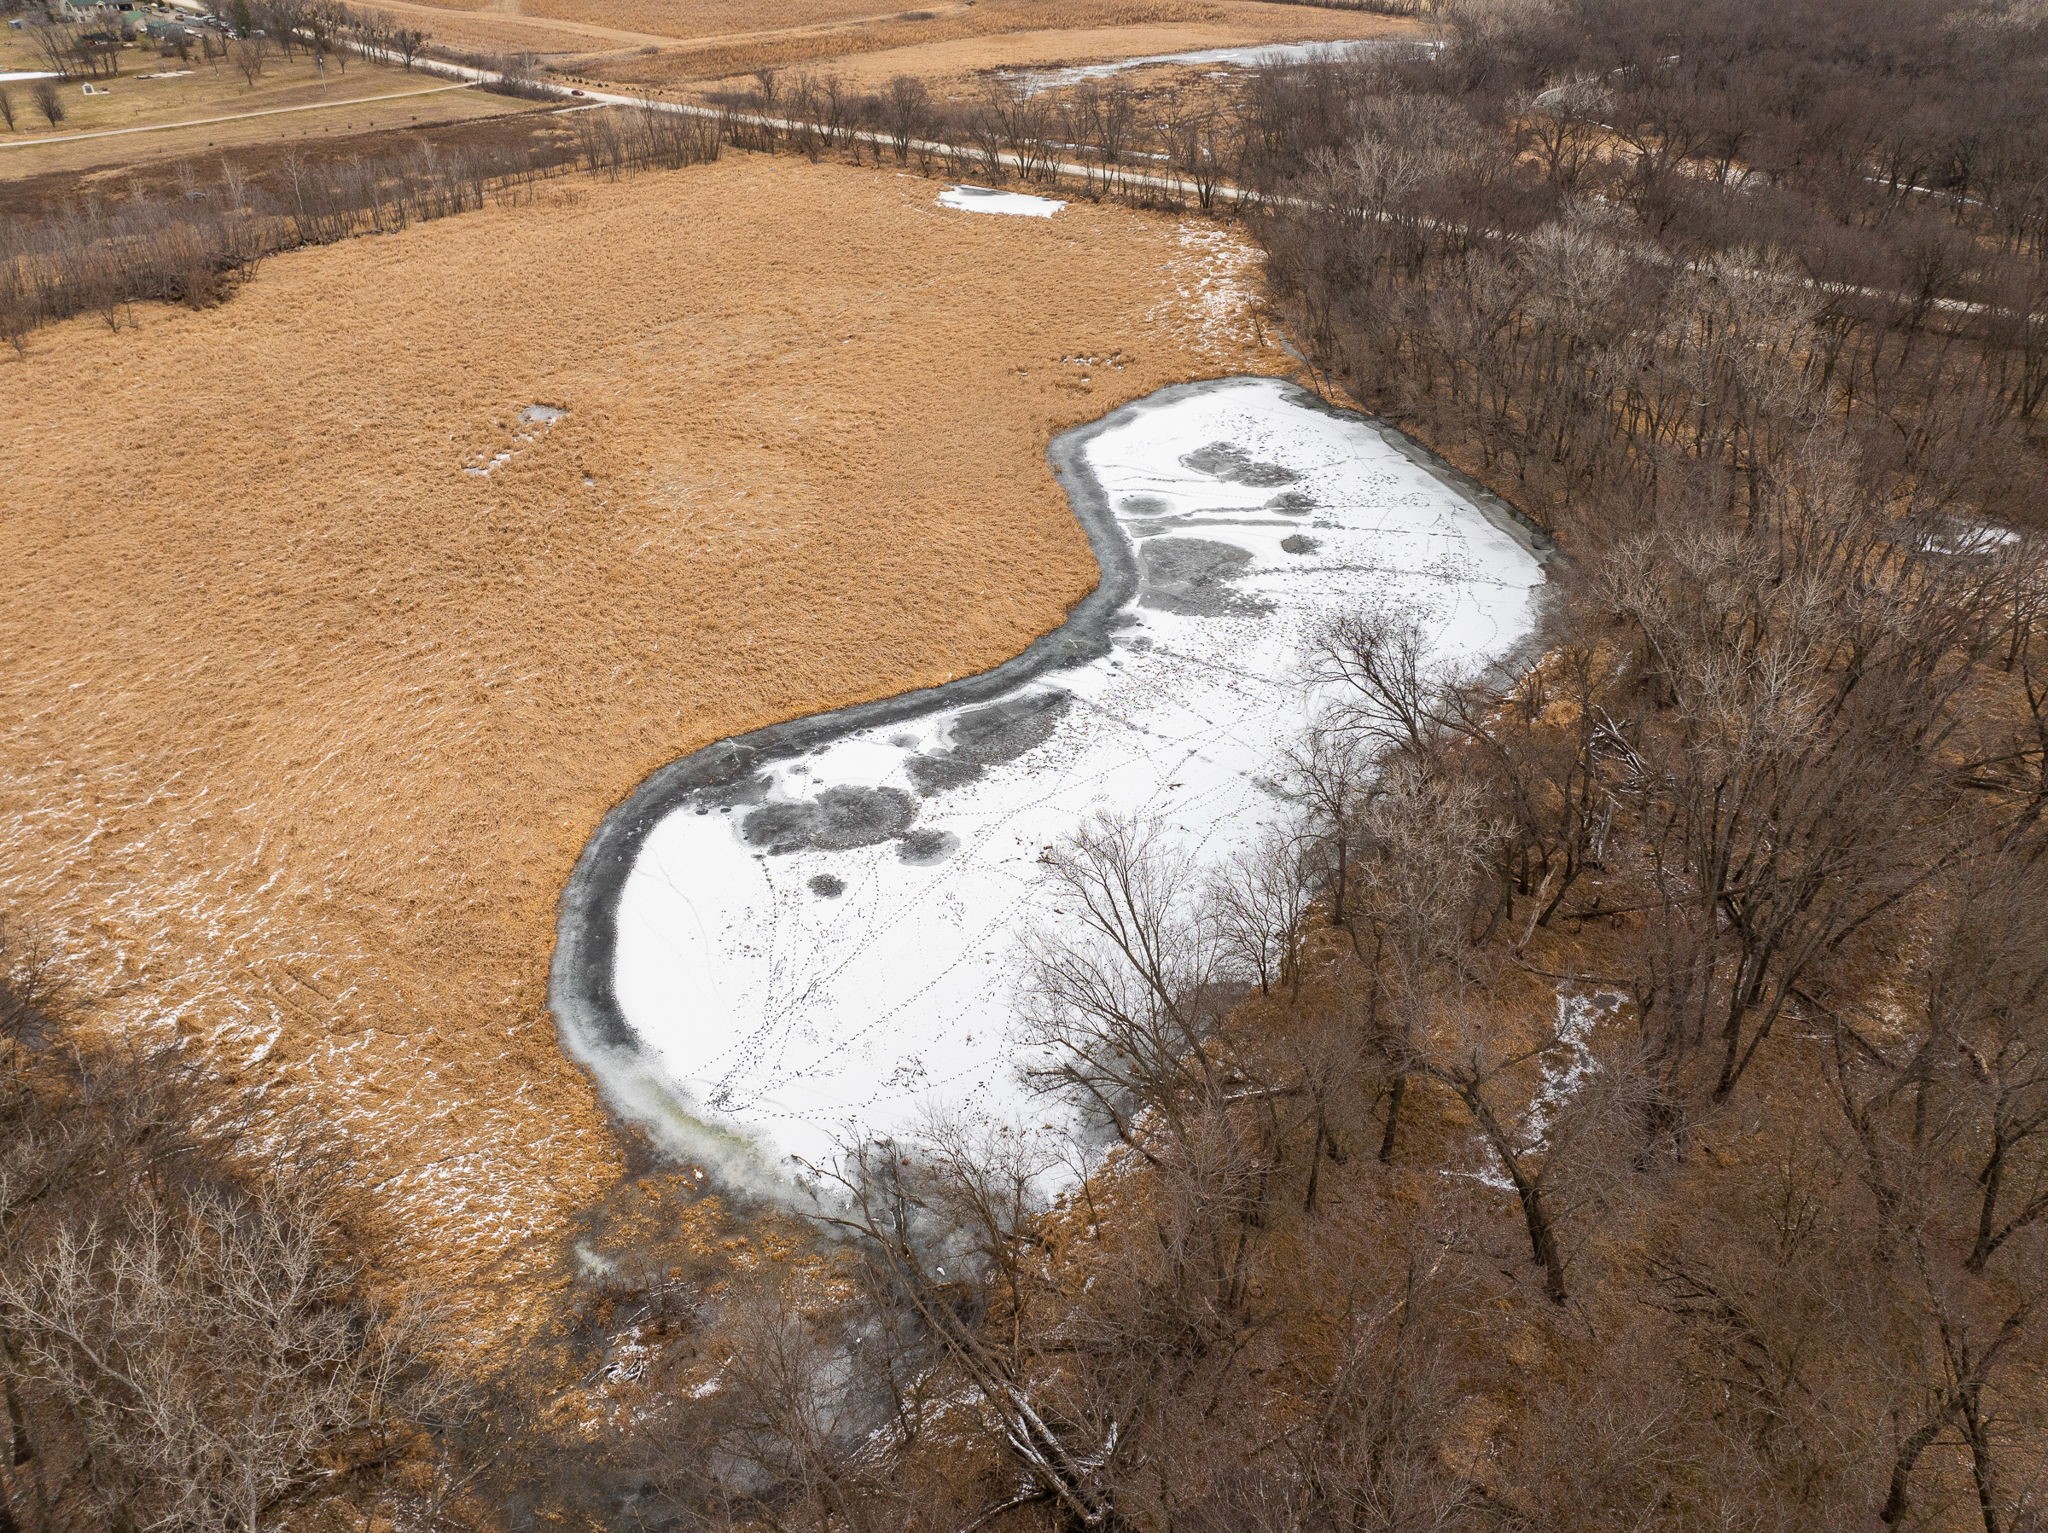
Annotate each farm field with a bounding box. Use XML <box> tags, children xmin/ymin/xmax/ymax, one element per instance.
<box><xmin>0</xmin><ymin>149</ymin><xmax>1279</xmax><ymax>1313</ymax></box>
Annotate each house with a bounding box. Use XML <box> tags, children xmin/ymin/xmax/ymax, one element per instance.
<box><xmin>40</xmin><ymin>0</ymin><xmax>119</xmax><ymax>24</ymax></box>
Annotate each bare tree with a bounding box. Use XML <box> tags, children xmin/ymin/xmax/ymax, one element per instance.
<box><xmin>882</xmin><ymin>74</ymin><xmax>926</xmax><ymax>165</ymax></box>
<box><xmin>0</xmin><ymin>927</ymin><xmax>465</xmax><ymax>1533</ymax></box>
<box><xmin>230</xmin><ymin>33</ymin><xmax>267</xmax><ymax>87</ymax></box>
<box><xmin>1024</xmin><ymin>814</ymin><xmax>1247</xmax><ymax>1161</ymax></box>
<box><xmin>1352</xmin><ymin>759</ymin><xmax>1497</xmax><ymax>1163</ymax></box>
<box><xmin>813</xmin><ymin>1133</ymin><xmax>1123</xmax><ymax>1530</ymax></box>
<box><xmin>1205</xmin><ymin>826</ymin><xmax>1315</xmax><ymax>1002</ymax></box>
<box><xmin>23</xmin><ymin>23</ymin><xmax>80</xmax><ymax>81</ymax></box>
<box><xmin>1</xmin><ymin>1176</ymin><xmax>455</xmax><ymax>1533</ymax></box>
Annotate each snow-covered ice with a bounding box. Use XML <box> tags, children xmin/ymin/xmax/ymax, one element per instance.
<box><xmin>588</xmin><ymin>378</ymin><xmax>1548</xmax><ymax>1179</ymax></box>
<box><xmin>938</xmin><ymin>184</ymin><xmax>1066</xmax><ymax>218</ymax></box>
<box><xmin>1008</xmin><ymin>38</ymin><xmax>1433</xmax><ymax>96</ymax></box>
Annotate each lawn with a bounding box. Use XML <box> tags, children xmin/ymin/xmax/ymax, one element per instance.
<box><xmin>0</xmin><ymin>27</ymin><xmax>535</xmax><ymax>177</ymax></box>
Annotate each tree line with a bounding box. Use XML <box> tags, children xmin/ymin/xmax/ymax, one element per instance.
<box><xmin>0</xmin><ymin>104</ymin><xmax>723</xmax><ymax>350</ymax></box>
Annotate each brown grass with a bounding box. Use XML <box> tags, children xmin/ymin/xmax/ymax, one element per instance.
<box><xmin>0</xmin><ymin>150</ymin><xmax>1281</xmax><ymax>1321</ymax></box>
<box><xmin>689</xmin><ymin>14</ymin><xmax>1409</xmax><ymax>95</ymax></box>
<box><xmin>388</xmin><ymin>0</ymin><xmax>926</xmax><ymax>35</ymax></box>
<box><xmin>327</xmin><ymin>0</ymin><xmax>1409</xmax><ymax>89</ymax></box>
<box><xmin>596</xmin><ymin>0</ymin><xmax>1408</xmax><ymax>86</ymax></box>
<box><xmin>287</xmin><ymin>0</ymin><xmax>962</xmax><ymax>61</ymax></box>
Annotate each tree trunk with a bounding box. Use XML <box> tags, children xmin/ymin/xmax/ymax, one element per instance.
<box><xmin>1882</xmin><ymin>1402</ymin><xmax>1955</xmax><ymax>1526</ymax></box>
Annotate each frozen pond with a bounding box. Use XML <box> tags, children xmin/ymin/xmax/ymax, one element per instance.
<box><xmin>551</xmin><ymin>377</ymin><xmax>1548</xmax><ymax>1181</ymax></box>
<box><xmin>938</xmin><ymin>184</ymin><xmax>1066</xmax><ymax>218</ymax></box>
<box><xmin>1007</xmin><ymin>37</ymin><xmax>1435</xmax><ymax>96</ymax></box>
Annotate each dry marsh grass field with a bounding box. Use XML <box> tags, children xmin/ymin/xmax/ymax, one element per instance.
<box><xmin>346</xmin><ymin>0</ymin><xmax>1410</xmax><ymax>88</ymax></box>
<box><xmin>0</xmin><ymin>150</ymin><xmax>1280</xmax><ymax>1317</ymax></box>
<box><xmin>613</xmin><ymin>0</ymin><xmax>1409</xmax><ymax>87</ymax></box>
<box><xmin>414</xmin><ymin>0</ymin><xmax>919</xmax><ymax>35</ymax></box>
<box><xmin>0</xmin><ymin>35</ymin><xmax>541</xmax><ymax>179</ymax></box>
<box><xmin>679</xmin><ymin>17</ymin><xmax>1400</xmax><ymax>97</ymax></box>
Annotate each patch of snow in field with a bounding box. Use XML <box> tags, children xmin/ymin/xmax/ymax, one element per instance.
<box><xmin>0</xmin><ymin>71</ymin><xmax>62</xmax><ymax>83</ymax></box>
<box><xmin>464</xmin><ymin>403</ymin><xmax>567</xmax><ymax>475</ymax></box>
<box><xmin>938</xmin><ymin>184</ymin><xmax>1066</xmax><ymax>217</ymax></box>
<box><xmin>1008</xmin><ymin>38</ymin><xmax>1431</xmax><ymax>96</ymax></box>
<box><xmin>1524</xmin><ymin>991</ymin><xmax>1616</xmax><ymax>1147</ymax></box>
<box><xmin>607</xmin><ymin>378</ymin><xmax>1545</xmax><ymax>1178</ymax></box>
<box><xmin>1149</xmin><ymin>222</ymin><xmax>1264</xmax><ymax>358</ymax></box>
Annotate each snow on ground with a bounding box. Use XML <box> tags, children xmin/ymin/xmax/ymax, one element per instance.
<box><xmin>0</xmin><ymin>71</ymin><xmax>62</xmax><ymax>83</ymax></box>
<box><xmin>938</xmin><ymin>184</ymin><xmax>1066</xmax><ymax>218</ymax></box>
<box><xmin>1008</xmin><ymin>38</ymin><xmax>1432</xmax><ymax>96</ymax></box>
<box><xmin>606</xmin><ymin>378</ymin><xmax>1547</xmax><ymax>1177</ymax></box>
<box><xmin>1148</xmin><ymin>222</ymin><xmax>1265</xmax><ymax>360</ymax></box>
<box><xmin>1470</xmin><ymin>990</ymin><xmax>1621</xmax><ymax>1192</ymax></box>
<box><xmin>1917</xmin><ymin>518</ymin><xmax>2021</xmax><ymax>556</ymax></box>
<box><xmin>463</xmin><ymin>402</ymin><xmax>568</xmax><ymax>475</ymax></box>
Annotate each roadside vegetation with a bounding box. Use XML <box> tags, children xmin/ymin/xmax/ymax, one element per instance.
<box><xmin>0</xmin><ymin>0</ymin><xmax>446</xmax><ymax>154</ymax></box>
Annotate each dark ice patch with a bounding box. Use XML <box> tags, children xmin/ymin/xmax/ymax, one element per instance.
<box><xmin>901</xmin><ymin>692</ymin><xmax>1071</xmax><ymax>801</ymax></box>
<box><xmin>1180</xmin><ymin>442</ymin><xmax>1299</xmax><ymax>487</ymax></box>
<box><xmin>698</xmin><ymin>769</ymin><xmax>774</xmax><ymax>812</ymax></box>
<box><xmin>742</xmin><ymin>785</ymin><xmax>918</xmax><ymax>855</ymax></box>
<box><xmin>947</xmin><ymin>691</ymin><xmax>1072</xmax><ymax>766</ymax></box>
<box><xmin>1266</xmin><ymin>491</ymin><xmax>1316</xmax><ymax>515</ymax></box>
<box><xmin>1140</xmin><ymin>537</ymin><xmax>1270</xmax><ymax>617</ymax></box>
<box><xmin>907</xmin><ymin>753</ymin><xmax>985</xmax><ymax>795</ymax></box>
<box><xmin>1281</xmin><ymin>534</ymin><xmax>1320</xmax><ymax>555</ymax></box>
<box><xmin>1121</xmin><ymin>494</ymin><xmax>1171</xmax><ymax>515</ymax></box>
<box><xmin>808</xmin><ymin>874</ymin><xmax>846</xmax><ymax>898</ymax></box>
<box><xmin>897</xmin><ymin>829</ymin><xmax>959</xmax><ymax>865</ymax></box>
